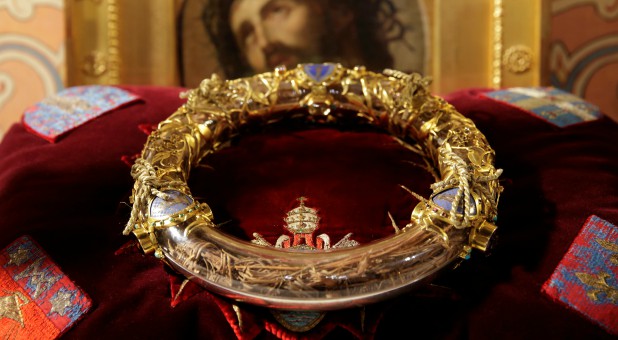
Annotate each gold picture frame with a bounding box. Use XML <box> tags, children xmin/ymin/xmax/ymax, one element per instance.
<box><xmin>65</xmin><ymin>0</ymin><xmax>549</xmax><ymax>94</ymax></box>
<box><xmin>428</xmin><ymin>0</ymin><xmax>550</xmax><ymax>94</ymax></box>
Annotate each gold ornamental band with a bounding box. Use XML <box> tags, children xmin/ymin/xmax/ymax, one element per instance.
<box><xmin>125</xmin><ymin>63</ymin><xmax>502</xmax><ymax>310</ymax></box>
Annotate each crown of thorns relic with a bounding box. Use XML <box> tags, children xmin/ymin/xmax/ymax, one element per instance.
<box><xmin>125</xmin><ymin>63</ymin><xmax>502</xmax><ymax>310</ymax></box>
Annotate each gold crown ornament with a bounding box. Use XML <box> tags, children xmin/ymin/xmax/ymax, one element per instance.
<box><xmin>125</xmin><ymin>63</ymin><xmax>503</xmax><ymax>310</ymax></box>
<box><xmin>251</xmin><ymin>197</ymin><xmax>359</xmax><ymax>251</ymax></box>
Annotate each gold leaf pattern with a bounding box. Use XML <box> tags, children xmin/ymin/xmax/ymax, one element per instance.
<box><xmin>0</xmin><ymin>291</ymin><xmax>29</xmax><ymax>327</ymax></box>
<box><xmin>575</xmin><ymin>237</ymin><xmax>618</xmax><ymax>303</ymax></box>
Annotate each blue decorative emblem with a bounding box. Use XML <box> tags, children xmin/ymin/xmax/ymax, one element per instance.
<box><xmin>303</xmin><ymin>63</ymin><xmax>335</xmax><ymax>83</ymax></box>
<box><xmin>483</xmin><ymin>87</ymin><xmax>601</xmax><ymax>127</ymax></box>
<box><xmin>432</xmin><ymin>187</ymin><xmax>477</xmax><ymax>215</ymax></box>
<box><xmin>0</xmin><ymin>235</ymin><xmax>92</xmax><ymax>337</ymax></box>
<box><xmin>22</xmin><ymin>86</ymin><xmax>139</xmax><ymax>142</ymax></box>
<box><xmin>149</xmin><ymin>190</ymin><xmax>193</xmax><ymax>219</ymax></box>
<box><xmin>542</xmin><ymin>215</ymin><xmax>618</xmax><ymax>335</ymax></box>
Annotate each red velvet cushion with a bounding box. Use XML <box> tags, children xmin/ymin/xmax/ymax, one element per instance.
<box><xmin>191</xmin><ymin>124</ymin><xmax>432</xmax><ymax>244</ymax></box>
<box><xmin>0</xmin><ymin>86</ymin><xmax>616</xmax><ymax>339</ymax></box>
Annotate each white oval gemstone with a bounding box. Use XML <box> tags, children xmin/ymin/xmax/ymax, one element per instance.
<box><xmin>149</xmin><ymin>190</ymin><xmax>193</xmax><ymax>219</ymax></box>
<box><xmin>432</xmin><ymin>187</ymin><xmax>477</xmax><ymax>215</ymax></box>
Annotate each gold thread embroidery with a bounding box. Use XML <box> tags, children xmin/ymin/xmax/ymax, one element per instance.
<box><xmin>575</xmin><ymin>272</ymin><xmax>618</xmax><ymax>303</ymax></box>
<box><xmin>597</xmin><ymin>238</ymin><xmax>618</xmax><ymax>265</ymax></box>
<box><xmin>575</xmin><ymin>237</ymin><xmax>618</xmax><ymax>303</ymax></box>
<box><xmin>0</xmin><ymin>290</ymin><xmax>29</xmax><ymax>327</ymax></box>
<box><xmin>505</xmin><ymin>87</ymin><xmax>599</xmax><ymax>121</ymax></box>
<box><xmin>13</xmin><ymin>258</ymin><xmax>61</xmax><ymax>299</ymax></box>
<box><xmin>6</xmin><ymin>246</ymin><xmax>30</xmax><ymax>267</ymax></box>
<box><xmin>49</xmin><ymin>289</ymin><xmax>73</xmax><ymax>316</ymax></box>
<box><xmin>41</xmin><ymin>95</ymin><xmax>92</xmax><ymax>113</ymax></box>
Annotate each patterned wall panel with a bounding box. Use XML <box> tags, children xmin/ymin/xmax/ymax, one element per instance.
<box><xmin>0</xmin><ymin>0</ymin><xmax>616</xmax><ymax>142</ymax></box>
<box><xmin>550</xmin><ymin>0</ymin><xmax>618</xmax><ymax>119</ymax></box>
<box><xmin>0</xmin><ymin>0</ymin><xmax>65</xmax><ymax>140</ymax></box>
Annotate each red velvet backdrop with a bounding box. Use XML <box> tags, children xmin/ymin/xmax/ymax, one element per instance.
<box><xmin>0</xmin><ymin>86</ymin><xmax>616</xmax><ymax>339</ymax></box>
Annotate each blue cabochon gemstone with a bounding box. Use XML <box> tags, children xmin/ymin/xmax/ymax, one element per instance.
<box><xmin>432</xmin><ymin>187</ymin><xmax>477</xmax><ymax>215</ymax></box>
<box><xmin>303</xmin><ymin>63</ymin><xmax>335</xmax><ymax>83</ymax></box>
<box><xmin>150</xmin><ymin>190</ymin><xmax>193</xmax><ymax>219</ymax></box>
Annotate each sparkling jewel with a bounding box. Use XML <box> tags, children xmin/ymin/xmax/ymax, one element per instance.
<box><xmin>303</xmin><ymin>63</ymin><xmax>335</xmax><ymax>83</ymax></box>
<box><xmin>149</xmin><ymin>190</ymin><xmax>193</xmax><ymax>219</ymax></box>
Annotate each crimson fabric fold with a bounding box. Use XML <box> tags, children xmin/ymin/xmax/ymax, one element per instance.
<box><xmin>0</xmin><ymin>85</ymin><xmax>616</xmax><ymax>339</ymax></box>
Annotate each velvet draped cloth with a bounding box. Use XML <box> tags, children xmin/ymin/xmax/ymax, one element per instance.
<box><xmin>0</xmin><ymin>86</ymin><xmax>616</xmax><ymax>339</ymax></box>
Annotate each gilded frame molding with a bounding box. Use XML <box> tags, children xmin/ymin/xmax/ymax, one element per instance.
<box><xmin>427</xmin><ymin>0</ymin><xmax>550</xmax><ymax>94</ymax></box>
<box><xmin>65</xmin><ymin>0</ymin><xmax>549</xmax><ymax>93</ymax></box>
